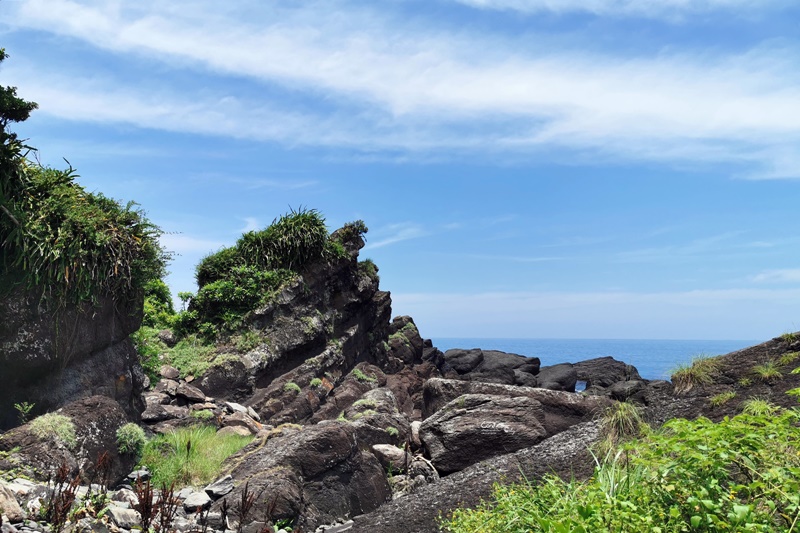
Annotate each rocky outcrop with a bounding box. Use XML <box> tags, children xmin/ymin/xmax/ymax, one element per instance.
<box><xmin>0</xmin><ymin>289</ymin><xmax>145</xmax><ymax>430</ymax></box>
<box><xmin>574</xmin><ymin>356</ymin><xmax>642</xmax><ymax>388</ymax></box>
<box><xmin>215</xmin><ymin>422</ymin><xmax>391</xmax><ymax>531</ymax></box>
<box><xmin>419</xmin><ymin>394</ymin><xmax>547</xmax><ymax>474</ymax></box>
<box><xmin>422</xmin><ymin>378</ymin><xmax>611</xmax><ymax>436</ymax></box>
<box><xmin>0</xmin><ymin>396</ymin><xmax>137</xmax><ymax>485</ymax></box>
<box><xmin>536</xmin><ymin>362</ymin><xmax>578</xmax><ymax>392</ymax></box>
<box><xmin>441</xmin><ymin>348</ymin><xmax>540</xmax><ymax>385</ymax></box>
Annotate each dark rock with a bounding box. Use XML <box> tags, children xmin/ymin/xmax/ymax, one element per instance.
<box><xmin>141</xmin><ymin>404</ymin><xmax>189</xmax><ymax>423</ymax></box>
<box><xmin>157</xmin><ymin>330</ymin><xmax>178</xmax><ymax>348</ymax></box>
<box><xmin>513</xmin><ymin>369</ymin><xmax>538</xmax><ymax>387</ymax></box>
<box><xmin>175</xmin><ymin>383</ymin><xmax>206</xmax><ymax>403</ymax></box>
<box><xmin>154</xmin><ymin>379</ymin><xmax>179</xmax><ymax>396</ymax></box>
<box><xmin>442</xmin><ymin>349</ymin><xmax>540</xmax><ymax>385</ymax></box>
<box><xmin>536</xmin><ymin>363</ymin><xmax>578</xmax><ymax>392</ymax></box>
<box><xmin>0</xmin><ymin>396</ymin><xmax>137</xmax><ymax>485</ymax></box>
<box><xmin>344</xmin><ymin>388</ymin><xmax>411</xmax><ymax>448</ymax></box>
<box><xmin>348</xmin><ymin>421</ymin><xmax>600</xmax><ymax>533</ymax></box>
<box><xmin>204</xmin><ymin>475</ymin><xmax>233</xmax><ymax>499</ymax></box>
<box><xmin>419</xmin><ymin>394</ymin><xmax>547</xmax><ymax>474</ymax></box>
<box><xmin>422</xmin><ymin>378</ymin><xmax>610</xmax><ymax>437</ymax></box>
<box><xmin>127</xmin><ymin>468</ymin><xmax>151</xmax><ymax>482</ymax></box>
<box><xmin>0</xmin><ymin>288</ymin><xmax>145</xmax><ymax>430</ymax></box>
<box><xmin>182</xmin><ymin>491</ymin><xmax>211</xmax><ymax>513</ymax></box>
<box><xmin>214</xmin><ymin>422</ymin><xmax>390</xmax><ymax>531</ymax></box>
<box><xmin>574</xmin><ymin>357</ymin><xmax>642</xmax><ymax>388</ymax></box>
<box><xmin>608</xmin><ymin>379</ymin><xmax>647</xmax><ymax>401</ymax></box>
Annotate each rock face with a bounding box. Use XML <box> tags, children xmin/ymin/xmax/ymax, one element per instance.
<box><xmin>0</xmin><ymin>396</ymin><xmax>137</xmax><ymax>485</ymax></box>
<box><xmin>419</xmin><ymin>394</ymin><xmax>548</xmax><ymax>474</ymax></box>
<box><xmin>0</xmin><ymin>289</ymin><xmax>145</xmax><ymax>430</ymax></box>
<box><xmin>536</xmin><ymin>363</ymin><xmax>578</xmax><ymax>392</ymax></box>
<box><xmin>422</xmin><ymin>378</ymin><xmax>611</xmax><ymax>436</ymax></box>
<box><xmin>441</xmin><ymin>349</ymin><xmax>540</xmax><ymax>385</ymax></box>
<box><xmin>574</xmin><ymin>356</ymin><xmax>642</xmax><ymax>388</ymax></box>
<box><xmin>215</xmin><ymin>422</ymin><xmax>391</xmax><ymax>531</ymax></box>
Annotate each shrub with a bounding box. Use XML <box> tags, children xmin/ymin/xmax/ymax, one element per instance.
<box><xmin>310</xmin><ymin>378</ymin><xmax>323</xmax><ymax>388</ymax></box>
<box><xmin>142</xmin><ymin>279</ymin><xmax>175</xmax><ymax>328</ymax></box>
<box><xmin>595</xmin><ymin>401</ymin><xmax>647</xmax><ymax>455</ymax></box>
<box><xmin>353</xmin><ymin>398</ymin><xmax>377</xmax><ymax>409</ymax></box>
<box><xmin>671</xmin><ymin>355</ymin><xmax>721</xmax><ymax>394</ymax></box>
<box><xmin>752</xmin><ymin>361</ymin><xmax>782</xmax><ymax>381</ymax></box>
<box><xmin>737</xmin><ymin>376</ymin><xmax>752</xmax><ymax>387</ymax></box>
<box><xmin>140</xmin><ymin>426</ymin><xmax>252</xmax><ymax>486</ymax></box>
<box><xmin>116</xmin><ymin>423</ymin><xmax>146</xmax><ymax>456</ymax></box>
<box><xmin>359</xmin><ymin>258</ymin><xmax>378</xmax><ymax>280</ymax></box>
<box><xmin>741</xmin><ymin>397</ymin><xmax>779</xmax><ymax>416</ymax></box>
<box><xmin>30</xmin><ymin>413</ymin><xmax>76</xmax><ymax>449</ymax></box>
<box><xmin>386</xmin><ymin>426</ymin><xmax>399</xmax><ymax>437</ymax></box>
<box><xmin>709</xmin><ymin>390</ymin><xmax>736</xmax><ymax>407</ymax></box>
<box><xmin>283</xmin><ymin>382</ymin><xmax>301</xmax><ymax>394</ymax></box>
<box><xmin>191</xmin><ymin>410</ymin><xmax>215</xmax><ymax>422</ymax></box>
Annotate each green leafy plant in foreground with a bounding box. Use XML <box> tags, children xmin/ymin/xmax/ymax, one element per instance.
<box><xmin>445</xmin><ymin>405</ymin><xmax>800</xmax><ymax>533</ymax></box>
<box><xmin>140</xmin><ymin>425</ymin><xmax>252</xmax><ymax>487</ymax></box>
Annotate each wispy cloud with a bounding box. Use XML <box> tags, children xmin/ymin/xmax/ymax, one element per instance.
<box><xmin>364</xmin><ymin>222</ymin><xmax>428</xmax><ymax>249</ymax></box>
<box><xmin>752</xmin><ymin>269</ymin><xmax>800</xmax><ymax>283</ymax></box>
<box><xmin>618</xmin><ymin>231</ymin><xmax>747</xmax><ymax>262</ymax></box>
<box><xmin>159</xmin><ymin>233</ymin><xmax>226</xmax><ymax>254</ymax></box>
<box><xmin>237</xmin><ymin>217</ymin><xmax>261</xmax><ymax>233</ymax></box>
<box><xmin>449</xmin><ymin>0</ymin><xmax>787</xmax><ymax>17</ymax></box>
<box><xmin>3</xmin><ymin>1</ymin><xmax>800</xmax><ymax>176</ymax></box>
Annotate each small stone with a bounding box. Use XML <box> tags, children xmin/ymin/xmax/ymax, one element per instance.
<box><xmin>182</xmin><ymin>491</ymin><xmax>211</xmax><ymax>513</ymax></box>
<box><xmin>107</xmin><ymin>506</ymin><xmax>140</xmax><ymax>529</ymax></box>
<box><xmin>176</xmin><ymin>382</ymin><xmax>206</xmax><ymax>403</ymax></box>
<box><xmin>157</xmin><ymin>330</ymin><xmax>178</xmax><ymax>347</ymax></box>
<box><xmin>0</xmin><ymin>481</ymin><xmax>26</xmax><ymax>523</ymax></box>
<box><xmin>154</xmin><ymin>379</ymin><xmax>179</xmax><ymax>396</ymax></box>
<box><xmin>216</xmin><ymin>426</ymin><xmax>252</xmax><ymax>437</ymax></box>
<box><xmin>160</xmin><ymin>365</ymin><xmax>180</xmax><ymax>379</ymax></box>
<box><xmin>204</xmin><ymin>475</ymin><xmax>233</xmax><ymax>499</ymax></box>
<box><xmin>176</xmin><ymin>488</ymin><xmax>194</xmax><ymax>500</ymax></box>
<box><xmin>127</xmin><ymin>468</ymin><xmax>151</xmax><ymax>482</ymax></box>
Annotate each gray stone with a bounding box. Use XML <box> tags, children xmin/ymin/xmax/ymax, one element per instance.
<box><xmin>0</xmin><ymin>482</ymin><xmax>25</xmax><ymax>523</ymax></box>
<box><xmin>107</xmin><ymin>506</ymin><xmax>140</xmax><ymax>529</ymax></box>
<box><xmin>204</xmin><ymin>475</ymin><xmax>233</xmax><ymax>499</ymax></box>
<box><xmin>182</xmin><ymin>491</ymin><xmax>211</xmax><ymax>513</ymax></box>
<box><xmin>160</xmin><ymin>365</ymin><xmax>180</xmax><ymax>380</ymax></box>
<box><xmin>127</xmin><ymin>468</ymin><xmax>151</xmax><ymax>482</ymax></box>
<box><xmin>176</xmin><ymin>383</ymin><xmax>206</xmax><ymax>403</ymax></box>
<box><xmin>371</xmin><ymin>445</ymin><xmax>412</xmax><ymax>473</ymax></box>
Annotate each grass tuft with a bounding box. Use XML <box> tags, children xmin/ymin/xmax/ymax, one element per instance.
<box><xmin>671</xmin><ymin>355</ymin><xmax>721</xmax><ymax>395</ymax></box>
<box><xmin>709</xmin><ymin>390</ymin><xmax>736</xmax><ymax>407</ymax></box>
<box><xmin>752</xmin><ymin>361</ymin><xmax>782</xmax><ymax>382</ymax></box>
<box><xmin>29</xmin><ymin>413</ymin><xmax>77</xmax><ymax>449</ymax></box>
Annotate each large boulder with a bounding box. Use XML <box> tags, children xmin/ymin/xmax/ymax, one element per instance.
<box><xmin>419</xmin><ymin>394</ymin><xmax>547</xmax><ymax>474</ymax></box>
<box><xmin>0</xmin><ymin>396</ymin><xmax>138</xmax><ymax>485</ymax></box>
<box><xmin>0</xmin><ymin>289</ymin><xmax>145</xmax><ymax>430</ymax></box>
<box><xmin>536</xmin><ymin>363</ymin><xmax>578</xmax><ymax>392</ymax></box>
<box><xmin>422</xmin><ymin>378</ymin><xmax>610</xmax><ymax>436</ymax></box>
<box><xmin>442</xmin><ymin>349</ymin><xmax>540</xmax><ymax>385</ymax></box>
<box><xmin>574</xmin><ymin>356</ymin><xmax>642</xmax><ymax>388</ymax></box>
<box><xmin>214</xmin><ymin>422</ymin><xmax>391</xmax><ymax>531</ymax></box>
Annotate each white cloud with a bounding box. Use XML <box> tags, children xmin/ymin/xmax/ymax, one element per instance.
<box><xmin>3</xmin><ymin>1</ymin><xmax>800</xmax><ymax>176</ymax></box>
<box><xmin>365</xmin><ymin>222</ymin><xmax>428</xmax><ymax>249</ymax></box>
<box><xmin>159</xmin><ymin>233</ymin><xmax>225</xmax><ymax>254</ymax></box>
<box><xmin>238</xmin><ymin>217</ymin><xmax>261</xmax><ymax>233</ymax></box>
<box><xmin>449</xmin><ymin>0</ymin><xmax>785</xmax><ymax>17</ymax></box>
<box><xmin>752</xmin><ymin>269</ymin><xmax>800</xmax><ymax>283</ymax></box>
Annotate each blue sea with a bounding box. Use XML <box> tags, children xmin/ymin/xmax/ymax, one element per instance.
<box><xmin>432</xmin><ymin>338</ymin><xmax>761</xmax><ymax>381</ymax></box>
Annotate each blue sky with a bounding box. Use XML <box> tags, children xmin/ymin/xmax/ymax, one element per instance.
<box><xmin>2</xmin><ymin>0</ymin><xmax>799</xmax><ymax>340</ymax></box>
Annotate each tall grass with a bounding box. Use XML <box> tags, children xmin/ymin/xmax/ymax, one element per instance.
<box><xmin>140</xmin><ymin>426</ymin><xmax>252</xmax><ymax>487</ymax></box>
<box><xmin>671</xmin><ymin>355</ymin><xmax>721</xmax><ymax>394</ymax></box>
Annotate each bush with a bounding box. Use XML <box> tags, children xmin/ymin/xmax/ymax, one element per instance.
<box><xmin>116</xmin><ymin>423</ymin><xmax>146</xmax><ymax>456</ymax></box>
<box><xmin>671</xmin><ymin>355</ymin><xmax>721</xmax><ymax>394</ymax></box>
<box><xmin>752</xmin><ymin>361</ymin><xmax>782</xmax><ymax>381</ymax></box>
<box><xmin>310</xmin><ymin>377</ymin><xmax>323</xmax><ymax>388</ymax></box>
<box><xmin>140</xmin><ymin>426</ymin><xmax>252</xmax><ymax>487</ymax></box>
<box><xmin>142</xmin><ymin>279</ymin><xmax>175</xmax><ymax>328</ymax></box>
<box><xmin>29</xmin><ymin>413</ymin><xmax>76</xmax><ymax>449</ymax></box>
<box><xmin>283</xmin><ymin>382</ymin><xmax>301</xmax><ymax>394</ymax></box>
<box><xmin>595</xmin><ymin>401</ymin><xmax>648</xmax><ymax>454</ymax></box>
<box><xmin>352</xmin><ymin>368</ymin><xmax>377</xmax><ymax>383</ymax></box>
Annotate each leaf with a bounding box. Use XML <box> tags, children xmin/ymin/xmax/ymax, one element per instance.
<box><xmin>690</xmin><ymin>515</ymin><xmax>702</xmax><ymax>528</ymax></box>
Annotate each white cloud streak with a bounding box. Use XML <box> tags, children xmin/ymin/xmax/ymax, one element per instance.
<box><xmin>3</xmin><ymin>0</ymin><xmax>800</xmax><ymax>176</ymax></box>
<box><xmin>365</xmin><ymin>222</ymin><xmax>428</xmax><ymax>249</ymax></box>
<box><xmin>752</xmin><ymin>269</ymin><xmax>800</xmax><ymax>283</ymax></box>
<box><xmin>159</xmin><ymin>234</ymin><xmax>226</xmax><ymax>254</ymax></box>
<box><xmin>450</xmin><ymin>0</ymin><xmax>786</xmax><ymax>17</ymax></box>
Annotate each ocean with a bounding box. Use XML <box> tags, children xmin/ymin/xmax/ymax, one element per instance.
<box><xmin>431</xmin><ymin>338</ymin><xmax>761</xmax><ymax>381</ymax></box>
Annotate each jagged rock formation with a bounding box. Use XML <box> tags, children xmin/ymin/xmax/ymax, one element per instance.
<box><xmin>0</xmin><ymin>289</ymin><xmax>146</xmax><ymax>430</ymax></box>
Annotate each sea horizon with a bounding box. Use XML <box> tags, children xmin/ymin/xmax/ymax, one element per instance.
<box><xmin>431</xmin><ymin>337</ymin><xmax>762</xmax><ymax>381</ymax></box>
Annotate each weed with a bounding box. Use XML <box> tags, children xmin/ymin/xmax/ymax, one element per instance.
<box><xmin>30</xmin><ymin>413</ymin><xmax>76</xmax><ymax>449</ymax></box>
<box><xmin>140</xmin><ymin>425</ymin><xmax>252</xmax><ymax>486</ymax></box>
<box><xmin>41</xmin><ymin>462</ymin><xmax>80</xmax><ymax>533</ymax></box>
<box><xmin>386</xmin><ymin>427</ymin><xmax>399</xmax><ymax>437</ymax></box>
<box><xmin>781</xmin><ymin>331</ymin><xmax>798</xmax><ymax>343</ymax></box>
<box><xmin>191</xmin><ymin>410</ymin><xmax>215</xmax><ymax>421</ymax></box>
<box><xmin>709</xmin><ymin>390</ymin><xmax>736</xmax><ymax>407</ymax></box>
<box><xmin>337</xmin><ymin>412</ymin><xmax>348</xmax><ymax>422</ymax></box>
<box><xmin>352</xmin><ymin>368</ymin><xmax>377</xmax><ymax>384</ymax></box>
<box><xmin>671</xmin><ymin>355</ymin><xmax>721</xmax><ymax>394</ymax></box>
<box><xmin>283</xmin><ymin>382</ymin><xmax>301</xmax><ymax>394</ymax></box>
<box><xmin>792</xmin><ymin>366</ymin><xmax>800</xmax><ymax>375</ymax></box>
<box><xmin>752</xmin><ymin>361</ymin><xmax>782</xmax><ymax>381</ymax></box>
<box><xmin>741</xmin><ymin>397</ymin><xmax>779</xmax><ymax>416</ymax></box>
<box><xmin>309</xmin><ymin>378</ymin><xmax>323</xmax><ymax>388</ymax></box>
<box><xmin>116</xmin><ymin>423</ymin><xmax>146</xmax><ymax>456</ymax></box>
<box><xmin>595</xmin><ymin>402</ymin><xmax>648</xmax><ymax>455</ymax></box>
<box><xmin>779</xmin><ymin>351</ymin><xmax>800</xmax><ymax>366</ymax></box>
<box><xmin>352</xmin><ymin>398</ymin><xmax>377</xmax><ymax>409</ymax></box>
<box><xmin>737</xmin><ymin>376</ymin><xmax>752</xmax><ymax>387</ymax></box>
<box><xmin>235</xmin><ymin>330</ymin><xmax>262</xmax><ymax>352</ymax></box>
<box><xmin>13</xmin><ymin>401</ymin><xmax>34</xmax><ymax>424</ymax></box>
<box><xmin>787</xmin><ymin>388</ymin><xmax>800</xmax><ymax>400</ymax></box>
<box><xmin>358</xmin><ymin>258</ymin><xmax>379</xmax><ymax>280</ymax></box>
<box><xmin>351</xmin><ymin>409</ymin><xmax>377</xmax><ymax>421</ymax></box>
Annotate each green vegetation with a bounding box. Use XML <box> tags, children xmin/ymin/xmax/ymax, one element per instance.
<box><xmin>142</xmin><ymin>278</ymin><xmax>175</xmax><ymax>328</ymax></box>
<box><xmin>13</xmin><ymin>401</ymin><xmax>34</xmax><ymax>424</ymax></box>
<box><xmin>359</xmin><ymin>258</ymin><xmax>379</xmax><ymax>280</ymax></box>
<box><xmin>779</xmin><ymin>351</ymin><xmax>800</xmax><ymax>366</ymax></box>
<box><xmin>191</xmin><ymin>410</ymin><xmax>215</xmax><ymax>421</ymax></box>
<box><xmin>310</xmin><ymin>377</ymin><xmax>323</xmax><ymax>388</ymax></box>
<box><xmin>741</xmin><ymin>397</ymin><xmax>779</xmax><ymax>416</ymax></box>
<box><xmin>752</xmin><ymin>361</ymin><xmax>782</xmax><ymax>382</ymax></box>
<box><xmin>132</xmin><ymin>327</ymin><xmax>219</xmax><ymax>382</ymax></box>
<box><xmin>140</xmin><ymin>425</ymin><xmax>252</xmax><ymax>486</ymax></box>
<box><xmin>352</xmin><ymin>398</ymin><xmax>377</xmax><ymax>409</ymax></box>
<box><xmin>792</xmin><ymin>367</ymin><xmax>800</xmax><ymax>375</ymax></box>
<box><xmin>352</xmin><ymin>368</ymin><xmax>377</xmax><ymax>383</ymax></box>
<box><xmin>671</xmin><ymin>355</ymin><xmax>721</xmax><ymax>394</ymax></box>
<box><xmin>29</xmin><ymin>413</ymin><xmax>76</xmax><ymax>449</ymax></box>
<box><xmin>0</xmin><ymin>50</ymin><xmax>168</xmax><ymax>306</ymax></box>
<box><xmin>116</xmin><ymin>423</ymin><xmax>146</xmax><ymax>456</ymax></box>
<box><xmin>445</xmin><ymin>405</ymin><xmax>800</xmax><ymax>532</ymax></box>
<box><xmin>738</xmin><ymin>376</ymin><xmax>753</xmax><ymax>387</ymax></box>
<box><xmin>709</xmin><ymin>390</ymin><xmax>736</xmax><ymax>407</ymax></box>
<box><xmin>283</xmin><ymin>382</ymin><xmax>301</xmax><ymax>394</ymax></box>
<box><xmin>386</xmin><ymin>426</ymin><xmax>399</xmax><ymax>437</ymax></box>
<box><xmin>595</xmin><ymin>401</ymin><xmax>648</xmax><ymax>455</ymax></box>
<box><xmin>781</xmin><ymin>332</ymin><xmax>798</xmax><ymax>343</ymax></box>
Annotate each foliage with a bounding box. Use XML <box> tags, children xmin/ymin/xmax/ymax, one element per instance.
<box><xmin>386</xmin><ymin>426</ymin><xmax>399</xmax><ymax>437</ymax></box>
<box><xmin>191</xmin><ymin>410</ymin><xmax>215</xmax><ymax>421</ymax></box>
<box><xmin>142</xmin><ymin>278</ymin><xmax>175</xmax><ymax>328</ymax></box>
<box><xmin>671</xmin><ymin>355</ymin><xmax>721</xmax><ymax>395</ymax></box>
<box><xmin>738</xmin><ymin>377</ymin><xmax>753</xmax><ymax>387</ymax></box>
<box><xmin>740</xmin><ymin>397</ymin><xmax>779</xmax><ymax>416</ymax></box>
<box><xmin>310</xmin><ymin>377</ymin><xmax>323</xmax><ymax>388</ymax></box>
<box><xmin>709</xmin><ymin>390</ymin><xmax>736</xmax><ymax>407</ymax></box>
<box><xmin>234</xmin><ymin>329</ymin><xmax>262</xmax><ymax>352</ymax></box>
<box><xmin>352</xmin><ymin>398</ymin><xmax>377</xmax><ymax>409</ymax></box>
<box><xmin>445</xmin><ymin>406</ymin><xmax>800</xmax><ymax>533</ymax></box>
<box><xmin>116</xmin><ymin>423</ymin><xmax>147</xmax><ymax>456</ymax></box>
<box><xmin>13</xmin><ymin>401</ymin><xmax>34</xmax><ymax>424</ymax></box>
<box><xmin>779</xmin><ymin>351</ymin><xmax>800</xmax><ymax>366</ymax></box>
<box><xmin>595</xmin><ymin>401</ymin><xmax>648</xmax><ymax>455</ymax></box>
<box><xmin>352</xmin><ymin>368</ymin><xmax>377</xmax><ymax>383</ymax></box>
<box><xmin>140</xmin><ymin>425</ymin><xmax>252</xmax><ymax>487</ymax></box>
<box><xmin>781</xmin><ymin>332</ymin><xmax>798</xmax><ymax>343</ymax></box>
<box><xmin>359</xmin><ymin>258</ymin><xmax>378</xmax><ymax>280</ymax></box>
<box><xmin>29</xmin><ymin>413</ymin><xmax>76</xmax><ymax>449</ymax></box>
<box><xmin>283</xmin><ymin>382</ymin><xmax>301</xmax><ymax>394</ymax></box>
<box><xmin>752</xmin><ymin>361</ymin><xmax>782</xmax><ymax>381</ymax></box>
<box><xmin>132</xmin><ymin>327</ymin><xmax>218</xmax><ymax>381</ymax></box>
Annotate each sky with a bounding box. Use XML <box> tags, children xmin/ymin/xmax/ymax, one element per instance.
<box><xmin>1</xmin><ymin>0</ymin><xmax>799</xmax><ymax>340</ymax></box>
